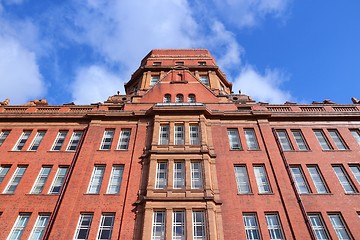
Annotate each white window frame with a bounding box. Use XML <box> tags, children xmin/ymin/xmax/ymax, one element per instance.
<box><xmin>51</xmin><ymin>130</ymin><xmax>68</xmax><ymax>151</ymax></box>
<box><xmin>349</xmin><ymin>164</ymin><xmax>360</xmax><ymax>184</ymax></box>
<box><xmin>175</xmin><ymin>94</ymin><xmax>184</xmax><ymax>103</ymax></box>
<box><xmin>192</xmin><ymin>211</ymin><xmax>206</xmax><ymax>240</ymax></box>
<box><xmin>199</xmin><ymin>75</ymin><xmax>209</xmax><ymax>85</ymax></box>
<box><xmin>66</xmin><ymin>131</ymin><xmax>83</xmax><ymax>151</ymax></box>
<box><xmin>328</xmin><ymin>129</ymin><xmax>347</xmax><ymax>150</ymax></box>
<box><xmin>314</xmin><ymin>130</ymin><xmax>332</xmax><ymax>150</ymax></box>
<box><xmin>290</xmin><ymin>166</ymin><xmax>310</xmax><ymax>194</ymax></box>
<box><xmin>308</xmin><ymin>213</ymin><xmax>329</xmax><ymax>240</ymax></box>
<box><xmin>188</xmin><ymin>94</ymin><xmax>196</xmax><ymax>103</ymax></box>
<box><xmin>227</xmin><ymin>129</ymin><xmax>242</xmax><ymax>150</ymax></box>
<box><xmin>328</xmin><ymin>213</ymin><xmax>351</xmax><ymax>240</ymax></box>
<box><xmin>49</xmin><ymin>167</ymin><xmax>68</xmax><ymax>194</ymax></box>
<box><xmin>234</xmin><ymin>165</ymin><xmax>251</xmax><ymax>194</ymax></box>
<box><xmin>150</xmin><ymin>75</ymin><xmax>160</xmax><ymax>86</ymax></box>
<box><xmin>28</xmin><ymin>131</ymin><xmax>46</xmax><ymax>151</ymax></box>
<box><xmin>7</xmin><ymin>213</ymin><xmax>31</xmax><ymax>240</ymax></box>
<box><xmin>31</xmin><ymin>166</ymin><xmax>52</xmax><ymax>194</ymax></box>
<box><xmin>107</xmin><ymin>165</ymin><xmax>124</xmax><ymax>194</ymax></box>
<box><xmin>3</xmin><ymin>166</ymin><xmax>27</xmax><ymax>194</ymax></box>
<box><xmin>87</xmin><ymin>166</ymin><xmax>105</xmax><ymax>194</ymax></box>
<box><xmin>74</xmin><ymin>213</ymin><xmax>93</xmax><ymax>240</ymax></box>
<box><xmin>253</xmin><ymin>165</ymin><xmax>272</xmax><ymax>194</ymax></box>
<box><xmin>13</xmin><ymin>130</ymin><xmax>32</xmax><ymax>151</ymax></box>
<box><xmin>333</xmin><ymin>165</ymin><xmax>356</xmax><ymax>193</ymax></box>
<box><xmin>159</xmin><ymin>125</ymin><xmax>169</xmax><ymax>145</ymax></box>
<box><xmin>189</xmin><ymin>125</ymin><xmax>200</xmax><ymax>145</ymax></box>
<box><xmin>276</xmin><ymin>130</ymin><xmax>293</xmax><ymax>151</ymax></box>
<box><xmin>173</xmin><ymin>162</ymin><xmax>185</xmax><ymax>189</ymax></box>
<box><xmin>163</xmin><ymin>94</ymin><xmax>171</xmax><ymax>103</ymax></box>
<box><xmin>117</xmin><ymin>129</ymin><xmax>131</xmax><ymax>150</ymax></box>
<box><xmin>243</xmin><ymin>213</ymin><xmax>261</xmax><ymax>240</ymax></box>
<box><xmin>172</xmin><ymin>210</ymin><xmax>186</xmax><ymax>240</ymax></box>
<box><xmin>100</xmin><ymin>129</ymin><xmax>114</xmax><ymax>150</ymax></box>
<box><xmin>307</xmin><ymin>166</ymin><xmax>329</xmax><ymax>194</ymax></box>
<box><xmin>265</xmin><ymin>213</ymin><xmax>284</xmax><ymax>240</ymax></box>
<box><xmin>291</xmin><ymin>130</ymin><xmax>309</xmax><ymax>151</ymax></box>
<box><xmin>97</xmin><ymin>213</ymin><xmax>115</xmax><ymax>240</ymax></box>
<box><xmin>155</xmin><ymin>162</ymin><xmax>168</xmax><ymax>189</ymax></box>
<box><xmin>350</xmin><ymin>129</ymin><xmax>360</xmax><ymax>145</ymax></box>
<box><xmin>244</xmin><ymin>129</ymin><xmax>259</xmax><ymax>150</ymax></box>
<box><xmin>0</xmin><ymin>130</ymin><xmax>10</xmax><ymax>146</ymax></box>
<box><xmin>174</xmin><ymin>124</ymin><xmax>184</xmax><ymax>145</ymax></box>
<box><xmin>29</xmin><ymin>213</ymin><xmax>50</xmax><ymax>240</ymax></box>
<box><xmin>191</xmin><ymin>162</ymin><xmax>203</xmax><ymax>189</ymax></box>
<box><xmin>152</xmin><ymin>211</ymin><xmax>166</xmax><ymax>240</ymax></box>
<box><xmin>0</xmin><ymin>165</ymin><xmax>11</xmax><ymax>184</ymax></box>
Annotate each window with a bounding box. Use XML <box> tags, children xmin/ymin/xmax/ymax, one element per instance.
<box><xmin>107</xmin><ymin>165</ymin><xmax>124</xmax><ymax>194</ymax></box>
<box><xmin>308</xmin><ymin>213</ymin><xmax>329</xmax><ymax>240</ymax></box>
<box><xmin>350</xmin><ymin>129</ymin><xmax>360</xmax><ymax>145</ymax></box>
<box><xmin>198</xmin><ymin>61</ymin><xmax>206</xmax><ymax>66</ymax></box>
<box><xmin>88</xmin><ymin>166</ymin><xmax>105</xmax><ymax>194</ymax></box>
<box><xmin>199</xmin><ymin>75</ymin><xmax>209</xmax><ymax>85</ymax></box>
<box><xmin>291</xmin><ymin>130</ymin><xmax>309</xmax><ymax>151</ymax></box>
<box><xmin>349</xmin><ymin>165</ymin><xmax>360</xmax><ymax>184</ymax></box>
<box><xmin>155</xmin><ymin>162</ymin><xmax>168</xmax><ymax>189</ymax></box>
<box><xmin>175</xmin><ymin>61</ymin><xmax>184</xmax><ymax>66</ymax></box>
<box><xmin>265</xmin><ymin>213</ymin><xmax>284</xmax><ymax>240</ymax></box>
<box><xmin>13</xmin><ymin>130</ymin><xmax>32</xmax><ymax>151</ymax></box>
<box><xmin>314</xmin><ymin>130</ymin><xmax>332</xmax><ymax>150</ymax></box>
<box><xmin>328</xmin><ymin>130</ymin><xmax>347</xmax><ymax>150</ymax></box>
<box><xmin>188</xmin><ymin>94</ymin><xmax>196</xmax><ymax>103</ymax></box>
<box><xmin>227</xmin><ymin>129</ymin><xmax>242</xmax><ymax>150</ymax></box>
<box><xmin>28</xmin><ymin>131</ymin><xmax>46</xmax><ymax>151</ymax></box>
<box><xmin>31</xmin><ymin>167</ymin><xmax>52</xmax><ymax>194</ymax></box>
<box><xmin>8</xmin><ymin>213</ymin><xmax>31</xmax><ymax>240</ymax></box>
<box><xmin>100</xmin><ymin>129</ymin><xmax>114</xmax><ymax>150</ymax></box>
<box><xmin>67</xmin><ymin>131</ymin><xmax>83</xmax><ymax>151</ymax></box>
<box><xmin>97</xmin><ymin>213</ymin><xmax>115</xmax><ymax>240</ymax></box>
<box><xmin>333</xmin><ymin>166</ymin><xmax>356</xmax><ymax>193</ymax></box>
<box><xmin>29</xmin><ymin>213</ymin><xmax>50</xmax><ymax>240</ymax></box>
<box><xmin>192</xmin><ymin>211</ymin><xmax>206</xmax><ymax>240</ymax></box>
<box><xmin>117</xmin><ymin>129</ymin><xmax>131</xmax><ymax>150</ymax></box>
<box><xmin>328</xmin><ymin>214</ymin><xmax>351</xmax><ymax>240</ymax></box>
<box><xmin>74</xmin><ymin>213</ymin><xmax>93</xmax><ymax>240</ymax></box>
<box><xmin>244</xmin><ymin>129</ymin><xmax>259</xmax><ymax>150</ymax></box>
<box><xmin>152</xmin><ymin>211</ymin><xmax>165</xmax><ymax>240</ymax></box>
<box><xmin>234</xmin><ymin>165</ymin><xmax>251</xmax><ymax>194</ymax></box>
<box><xmin>276</xmin><ymin>130</ymin><xmax>293</xmax><ymax>151</ymax></box>
<box><xmin>0</xmin><ymin>130</ymin><xmax>10</xmax><ymax>146</ymax></box>
<box><xmin>163</xmin><ymin>94</ymin><xmax>171</xmax><ymax>103</ymax></box>
<box><xmin>173</xmin><ymin>162</ymin><xmax>185</xmax><ymax>189</ymax></box>
<box><xmin>3</xmin><ymin>166</ymin><xmax>27</xmax><ymax>194</ymax></box>
<box><xmin>243</xmin><ymin>213</ymin><xmax>261</xmax><ymax>240</ymax></box>
<box><xmin>153</xmin><ymin>62</ymin><xmax>161</xmax><ymax>66</ymax></box>
<box><xmin>150</xmin><ymin>75</ymin><xmax>160</xmax><ymax>86</ymax></box>
<box><xmin>175</xmin><ymin>94</ymin><xmax>184</xmax><ymax>103</ymax></box>
<box><xmin>51</xmin><ymin>130</ymin><xmax>68</xmax><ymax>151</ymax></box>
<box><xmin>49</xmin><ymin>167</ymin><xmax>68</xmax><ymax>194</ymax></box>
<box><xmin>191</xmin><ymin>162</ymin><xmax>203</xmax><ymax>189</ymax></box>
<box><xmin>174</xmin><ymin>124</ymin><xmax>184</xmax><ymax>145</ymax></box>
<box><xmin>290</xmin><ymin>166</ymin><xmax>310</xmax><ymax>194</ymax></box>
<box><xmin>159</xmin><ymin>125</ymin><xmax>169</xmax><ymax>145</ymax></box>
<box><xmin>253</xmin><ymin>165</ymin><xmax>271</xmax><ymax>193</ymax></box>
<box><xmin>189</xmin><ymin>125</ymin><xmax>200</xmax><ymax>145</ymax></box>
<box><xmin>173</xmin><ymin>210</ymin><xmax>185</xmax><ymax>240</ymax></box>
<box><xmin>0</xmin><ymin>165</ymin><xmax>10</xmax><ymax>184</ymax></box>
<box><xmin>307</xmin><ymin>166</ymin><xmax>329</xmax><ymax>193</ymax></box>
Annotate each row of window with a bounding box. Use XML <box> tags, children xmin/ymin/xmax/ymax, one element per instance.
<box><xmin>158</xmin><ymin>124</ymin><xmax>200</xmax><ymax>145</ymax></box>
<box><xmin>6</xmin><ymin>212</ymin><xmax>115</xmax><ymax>240</ymax></box>
<box><xmin>163</xmin><ymin>94</ymin><xmax>196</xmax><ymax>103</ymax></box>
<box><xmin>227</xmin><ymin>128</ymin><xmax>259</xmax><ymax>150</ymax></box>
<box><xmin>277</xmin><ymin>128</ymin><xmax>360</xmax><ymax>151</ymax></box>
<box><xmin>290</xmin><ymin>164</ymin><xmax>360</xmax><ymax>194</ymax></box>
<box><xmin>308</xmin><ymin>213</ymin><xmax>352</xmax><ymax>240</ymax></box>
<box><xmin>0</xmin><ymin>128</ymin><xmax>132</xmax><ymax>152</ymax></box>
<box><xmin>0</xmin><ymin>164</ymin><xmax>124</xmax><ymax>195</ymax></box>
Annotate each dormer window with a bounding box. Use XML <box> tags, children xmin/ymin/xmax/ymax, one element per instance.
<box><xmin>164</xmin><ymin>94</ymin><xmax>171</xmax><ymax>103</ymax></box>
<box><xmin>188</xmin><ymin>94</ymin><xmax>196</xmax><ymax>103</ymax></box>
<box><xmin>175</xmin><ymin>61</ymin><xmax>184</xmax><ymax>66</ymax></box>
<box><xmin>150</xmin><ymin>75</ymin><xmax>160</xmax><ymax>86</ymax></box>
<box><xmin>199</xmin><ymin>75</ymin><xmax>209</xmax><ymax>86</ymax></box>
<box><xmin>153</xmin><ymin>62</ymin><xmax>161</xmax><ymax>66</ymax></box>
<box><xmin>176</xmin><ymin>94</ymin><xmax>184</xmax><ymax>103</ymax></box>
<box><xmin>198</xmin><ymin>61</ymin><xmax>206</xmax><ymax>66</ymax></box>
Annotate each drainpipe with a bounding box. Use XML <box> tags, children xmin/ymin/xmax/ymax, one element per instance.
<box><xmin>118</xmin><ymin>120</ymin><xmax>139</xmax><ymax>240</ymax></box>
<box><xmin>271</xmin><ymin>128</ymin><xmax>316</xmax><ymax>240</ymax></box>
<box><xmin>43</xmin><ymin>125</ymin><xmax>89</xmax><ymax>240</ymax></box>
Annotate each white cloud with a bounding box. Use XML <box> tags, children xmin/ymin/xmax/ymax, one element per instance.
<box><xmin>233</xmin><ymin>65</ymin><xmax>292</xmax><ymax>103</ymax></box>
<box><xmin>71</xmin><ymin>65</ymin><xmax>121</xmax><ymax>104</ymax></box>
<box><xmin>0</xmin><ymin>36</ymin><xmax>46</xmax><ymax>104</ymax></box>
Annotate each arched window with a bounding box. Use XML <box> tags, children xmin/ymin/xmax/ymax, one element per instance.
<box><xmin>188</xmin><ymin>94</ymin><xmax>196</xmax><ymax>103</ymax></box>
<box><xmin>175</xmin><ymin>94</ymin><xmax>184</xmax><ymax>103</ymax></box>
<box><xmin>163</xmin><ymin>94</ymin><xmax>171</xmax><ymax>103</ymax></box>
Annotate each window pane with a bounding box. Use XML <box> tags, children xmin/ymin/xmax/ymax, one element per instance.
<box><xmin>74</xmin><ymin>213</ymin><xmax>93</xmax><ymax>240</ymax></box>
<box><xmin>174</xmin><ymin>124</ymin><xmax>184</xmax><ymax>145</ymax></box>
<box><xmin>308</xmin><ymin>214</ymin><xmax>329</xmax><ymax>240</ymax></box>
<box><xmin>333</xmin><ymin>166</ymin><xmax>356</xmax><ymax>193</ymax></box>
<box><xmin>244</xmin><ymin>129</ymin><xmax>259</xmax><ymax>150</ymax></box>
<box><xmin>29</xmin><ymin>214</ymin><xmax>50</xmax><ymax>240</ymax></box>
<box><xmin>192</xmin><ymin>211</ymin><xmax>206</xmax><ymax>240</ymax></box>
<box><xmin>254</xmin><ymin>166</ymin><xmax>271</xmax><ymax>193</ymax></box>
<box><xmin>349</xmin><ymin>165</ymin><xmax>360</xmax><ymax>184</ymax></box>
<box><xmin>199</xmin><ymin>75</ymin><xmax>209</xmax><ymax>85</ymax></box>
<box><xmin>188</xmin><ymin>94</ymin><xmax>196</xmax><ymax>103</ymax></box>
<box><xmin>67</xmin><ymin>131</ymin><xmax>83</xmax><ymax>151</ymax></box>
<box><xmin>163</xmin><ymin>94</ymin><xmax>171</xmax><ymax>103</ymax></box>
<box><xmin>152</xmin><ymin>211</ymin><xmax>165</xmax><ymax>240</ymax></box>
<box><xmin>31</xmin><ymin>167</ymin><xmax>52</xmax><ymax>194</ymax></box>
<box><xmin>292</xmin><ymin>130</ymin><xmax>308</xmax><ymax>151</ymax></box>
<box><xmin>13</xmin><ymin>131</ymin><xmax>32</xmax><ymax>151</ymax></box>
<box><xmin>173</xmin><ymin>211</ymin><xmax>185</xmax><ymax>240</ymax></box>
<box><xmin>191</xmin><ymin>162</ymin><xmax>203</xmax><ymax>189</ymax></box>
<box><xmin>328</xmin><ymin>130</ymin><xmax>347</xmax><ymax>150</ymax></box>
<box><xmin>265</xmin><ymin>214</ymin><xmax>284</xmax><ymax>240</ymax></box>
<box><xmin>175</xmin><ymin>94</ymin><xmax>184</xmax><ymax>103</ymax></box>
<box><xmin>227</xmin><ymin>129</ymin><xmax>242</xmax><ymax>150</ymax></box>
<box><xmin>189</xmin><ymin>125</ymin><xmax>200</xmax><ymax>145</ymax></box>
<box><xmin>243</xmin><ymin>213</ymin><xmax>261</xmax><ymax>240</ymax></box>
<box><xmin>314</xmin><ymin>130</ymin><xmax>332</xmax><ymax>150</ymax></box>
<box><xmin>49</xmin><ymin>167</ymin><xmax>68</xmax><ymax>194</ymax></box>
<box><xmin>0</xmin><ymin>130</ymin><xmax>10</xmax><ymax>146</ymax></box>
<box><xmin>156</xmin><ymin>162</ymin><xmax>167</xmax><ymax>189</ymax></box>
<box><xmin>234</xmin><ymin>166</ymin><xmax>251</xmax><ymax>194</ymax></box>
<box><xmin>51</xmin><ymin>131</ymin><xmax>68</xmax><ymax>151</ymax></box>
<box><xmin>8</xmin><ymin>213</ymin><xmax>31</xmax><ymax>240</ymax></box>
<box><xmin>4</xmin><ymin>166</ymin><xmax>27</xmax><ymax>194</ymax></box>
<box><xmin>100</xmin><ymin>130</ymin><xmax>114</xmax><ymax>150</ymax></box>
<box><xmin>307</xmin><ymin>166</ymin><xmax>328</xmax><ymax>193</ymax></box>
<box><xmin>290</xmin><ymin>166</ymin><xmax>310</xmax><ymax>194</ymax></box>
<box><xmin>173</xmin><ymin>162</ymin><xmax>185</xmax><ymax>189</ymax></box>
<box><xmin>117</xmin><ymin>129</ymin><xmax>131</xmax><ymax>150</ymax></box>
<box><xmin>28</xmin><ymin>131</ymin><xmax>46</xmax><ymax>151</ymax></box>
<box><xmin>88</xmin><ymin>166</ymin><xmax>105</xmax><ymax>194</ymax></box>
<box><xmin>0</xmin><ymin>165</ymin><xmax>11</xmax><ymax>184</ymax></box>
<box><xmin>97</xmin><ymin>213</ymin><xmax>115</xmax><ymax>240</ymax></box>
<box><xmin>328</xmin><ymin>214</ymin><xmax>351</xmax><ymax>240</ymax></box>
<box><xmin>150</xmin><ymin>75</ymin><xmax>160</xmax><ymax>86</ymax></box>
<box><xmin>276</xmin><ymin>130</ymin><xmax>293</xmax><ymax>151</ymax></box>
<box><xmin>350</xmin><ymin>129</ymin><xmax>360</xmax><ymax>145</ymax></box>
<box><xmin>159</xmin><ymin>125</ymin><xmax>169</xmax><ymax>145</ymax></box>
<box><xmin>107</xmin><ymin>165</ymin><xmax>124</xmax><ymax>194</ymax></box>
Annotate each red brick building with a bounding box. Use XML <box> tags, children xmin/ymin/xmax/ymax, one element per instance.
<box><xmin>0</xmin><ymin>49</ymin><xmax>359</xmax><ymax>239</ymax></box>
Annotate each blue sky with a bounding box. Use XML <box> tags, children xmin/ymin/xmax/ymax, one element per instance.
<box><xmin>0</xmin><ymin>0</ymin><xmax>359</xmax><ymax>105</ymax></box>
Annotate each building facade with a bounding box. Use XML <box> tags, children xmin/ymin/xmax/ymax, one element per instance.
<box><xmin>0</xmin><ymin>49</ymin><xmax>359</xmax><ymax>240</ymax></box>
